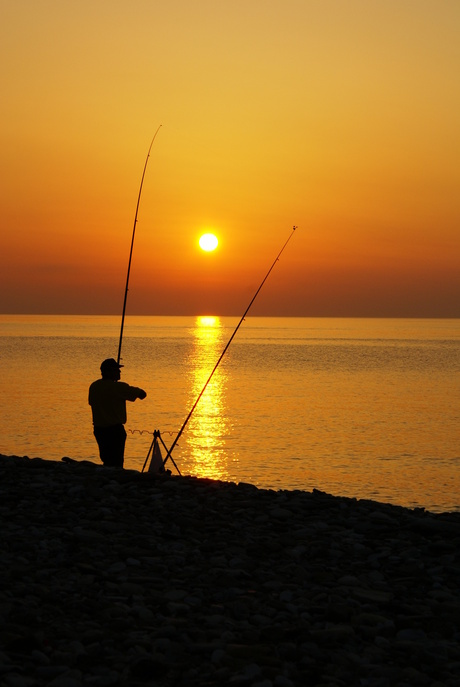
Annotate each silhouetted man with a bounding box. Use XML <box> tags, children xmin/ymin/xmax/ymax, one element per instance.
<box><xmin>88</xmin><ymin>358</ymin><xmax>147</xmax><ymax>468</ymax></box>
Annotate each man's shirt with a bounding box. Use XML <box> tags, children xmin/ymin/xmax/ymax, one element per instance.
<box><xmin>88</xmin><ymin>379</ymin><xmax>144</xmax><ymax>427</ymax></box>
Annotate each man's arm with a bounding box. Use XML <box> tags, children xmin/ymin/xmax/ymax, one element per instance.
<box><xmin>119</xmin><ymin>382</ymin><xmax>147</xmax><ymax>402</ymax></box>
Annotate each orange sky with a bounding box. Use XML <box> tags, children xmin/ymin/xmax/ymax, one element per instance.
<box><xmin>1</xmin><ymin>1</ymin><xmax>459</xmax><ymax>317</ymax></box>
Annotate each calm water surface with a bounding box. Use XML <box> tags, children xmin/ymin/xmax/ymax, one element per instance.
<box><xmin>1</xmin><ymin>315</ymin><xmax>459</xmax><ymax>513</ymax></box>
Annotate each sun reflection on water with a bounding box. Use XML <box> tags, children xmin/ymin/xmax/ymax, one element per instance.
<box><xmin>184</xmin><ymin>315</ymin><xmax>231</xmax><ymax>481</ymax></box>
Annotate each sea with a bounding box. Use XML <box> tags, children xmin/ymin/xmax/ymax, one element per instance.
<box><xmin>1</xmin><ymin>315</ymin><xmax>459</xmax><ymax>513</ymax></box>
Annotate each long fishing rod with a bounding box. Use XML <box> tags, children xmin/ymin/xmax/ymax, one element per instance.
<box><xmin>117</xmin><ymin>125</ymin><xmax>162</xmax><ymax>366</ymax></box>
<box><xmin>158</xmin><ymin>225</ymin><xmax>297</xmax><ymax>471</ymax></box>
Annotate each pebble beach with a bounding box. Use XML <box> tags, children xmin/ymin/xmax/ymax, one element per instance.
<box><xmin>1</xmin><ymin>455</ymin><xmax>460</xmax><ymax>687</ymax></box>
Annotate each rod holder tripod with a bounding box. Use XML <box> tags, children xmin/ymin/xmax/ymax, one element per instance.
<box><xmin>141</xmin><ymin>429</ymin><xmax>181</xmax><ymax>475</ymax></box>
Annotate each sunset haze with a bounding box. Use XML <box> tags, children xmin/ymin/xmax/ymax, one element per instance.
<box><xmin>1</xmin><ymin>0</ymin><xmax>459</xmax><ymax>317</ymax></box>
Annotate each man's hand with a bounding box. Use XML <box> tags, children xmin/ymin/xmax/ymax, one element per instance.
<box><xmin>139</xmin><ymin>389</ymin><xmax>147</xmax><ymax>400</ymax></box>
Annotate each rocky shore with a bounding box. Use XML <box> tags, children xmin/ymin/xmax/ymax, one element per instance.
<box><xmin>1</xmin><ymin>455</ymin><xmax>460</xmax><ymax>687</ymax></box>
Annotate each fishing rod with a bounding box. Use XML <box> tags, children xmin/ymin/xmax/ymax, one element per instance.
<box><xmin>158</xmin><ymin>225</ymin><xmax>297</xmax><ymax>472</ymax></box>
<box><xmin>117</xmin><ymin>125</ymin><xmax>162</xmax><ymax>366</ymax></box>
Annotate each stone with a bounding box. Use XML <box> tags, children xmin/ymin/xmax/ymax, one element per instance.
<box><xmin>1</xmin><ymin>454</ymin><xmax>460</xmax><ymax>686</ymax></box>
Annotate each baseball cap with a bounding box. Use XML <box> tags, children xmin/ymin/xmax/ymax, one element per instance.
<box><xmin>100</xmin><ymin>358</ymin><xmax>124</xmax><ymax>373</ymax></box>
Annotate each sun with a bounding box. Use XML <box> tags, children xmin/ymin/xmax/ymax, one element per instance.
<box><xmin>199</xmin><ymin>233</ymin><xmax>218</xmax><ymax>252</ymax></box>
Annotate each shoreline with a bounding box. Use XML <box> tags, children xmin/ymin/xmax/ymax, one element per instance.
<box><xmin>1</xmin><ymin>454</ymin><xmax>460</xmax><ymax>686</ymax></box>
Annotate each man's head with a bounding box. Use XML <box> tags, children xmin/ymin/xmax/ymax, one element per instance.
<box><xmin>100</xmin><ymin>358</ymin><xmax>123</xmax><ymax>380</ymax></box>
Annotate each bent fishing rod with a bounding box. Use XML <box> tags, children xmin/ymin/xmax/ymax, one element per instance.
<box><xmin>156</xmin><ymin>225</ymin><xmax>297</xmax><ymax>472</ymax></box>
<box><xmin>117</xmin><ymin>125</ymin><xmax>162</xmax><ymax>366</ymax></box>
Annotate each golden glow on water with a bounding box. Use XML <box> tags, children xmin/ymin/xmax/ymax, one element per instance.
<box><xmin>184</xmin><ymin>316</ymin><xmax>231</xmax><ymax>481</ymax></box>
<box><xmin>197</xmin><ymin>316</ymin><xmax>219</xmax><ymax>328</ymax></box>
<box><xmin>0</xmin><ymin>315</ymin><xmax>459</xmax><ymax>512</ymax></box>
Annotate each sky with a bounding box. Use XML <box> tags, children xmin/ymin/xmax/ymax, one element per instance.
<box><xmin>1</xmin><ymin>0</ymin><xmax>459</xmax><ymax>317</ymax></box>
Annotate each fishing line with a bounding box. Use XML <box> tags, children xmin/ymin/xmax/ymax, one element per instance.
<box><xmin>157</xmin><ymin>225</ymin><xmax>297</xmax><ymax>472</ymax></box>
<box><xmin>128</xmin><ymin>428</ymin><xmax>176</xmax><ymax>437</ymax></box>
<box><xmin>117</xmin><ymin>125</ymin><xmax>162</xmax><ymax>366</ymax></box>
